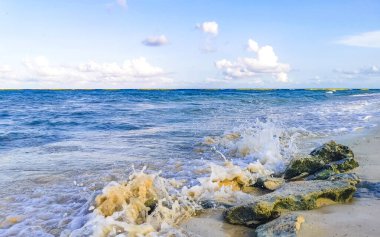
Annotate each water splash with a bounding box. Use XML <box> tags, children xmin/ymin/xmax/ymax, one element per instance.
<box><xmin>65</xmin><ymin>168</ymin><xmax>199</xmax><ymax>236</ymax></box>
<box><xmin>203</xmin><ymin>120</ymin><xmax>302</xmax><ymax>173</ymax></box>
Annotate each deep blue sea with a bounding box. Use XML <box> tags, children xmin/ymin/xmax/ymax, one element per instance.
<box><xmin>0</xmin><ymin>89</ymin><xmax>380</xmax><ymax>236</ymax></box>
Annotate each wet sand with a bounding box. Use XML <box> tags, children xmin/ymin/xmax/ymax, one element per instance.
<box><xmin>181</xmin><ymin>210</ymin><xmax>255</xmax><ymax>237</ymax></box>
<box><xmin>299</xmin><ymin>129</ymin><xmax>380</xmax><ymax>237</ymax></box>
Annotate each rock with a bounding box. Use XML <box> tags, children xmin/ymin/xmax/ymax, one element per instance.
<box><xmin>305</xmin><ymin>169</ymin><xmax>336</xmax><ymax>181</ymax></box>
<box><xmin>284</xmin><ymin>156</ymin><xmax>325</xmax><ymax>179</ymax></box>
<box><xmin>255</xmin><ymin>213</ymin><xmax>305</xmax><ymax>237</ymax></box>
<box><xmin>199</xmin><ymin>200</ymin><xmax>233</xmax><ymax>209</ymax></box>
<box><xmin>328</xmin><ymin>173</ymin><xmax>360</xmax><ymax>185</ymax></box>
<box><xmin>256</xmin><ymin>177</ymin><xmax>285</xmax><ymax>191</ymax></box>
<box><xmin>305</xmin><ymin>158</ymin><xmax>359</xmax><ymax>181</ymax></box>
<box><xmin>285</xmin><ymin>141</ymin><xmax>358</xmax><ymax>180</ymax></box>
<box><xmin>224</xmin><ymin>180</ymin><xmax>356</xmax><ymax>226</ymax></box>
<box><xmin>310</xmin><ymin>140</ymin><xmax>354</xmax><ymax>163</ymax></box>
<box><xmin>144</xmin><ymin>198</ymin><xmax>158</xmax><ymax>214</ymax></box>
<box><xmin>325</xmin><ymin>157</ymin><xmax>359</xmax><ymax>173</ymax></box>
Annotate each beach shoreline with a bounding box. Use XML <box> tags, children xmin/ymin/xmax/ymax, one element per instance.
<box><xmin>181</xmin><ymin>127</ymin><xmax>380</xmax><ymax>237</ymax></box>
<box><xmin>297</xmin><ymin>127</ymin><xmax>380</xmax><ymax>237</ymax></box>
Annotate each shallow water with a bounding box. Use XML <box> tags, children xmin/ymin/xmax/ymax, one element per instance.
<box><xmin>0</xmin><ymin>89</ymin><xmax>379</xmax><ymax>236</ymax></box>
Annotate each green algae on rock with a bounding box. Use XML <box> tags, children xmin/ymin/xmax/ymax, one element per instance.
<box><xmin>306</xmin><ymin>158</ymin><xmax>359</xmax><ymax>181</ymax></box>
<box><xmin>285</xmin><ymin>141</ymin><xmax>358</xmax><ymax>180</ymax></box>
<box><xmin>224</xmin><ymin>180</ymin><xmax>356</xmax><ymax>226</ymax></box>
<box><xmin>310</xmin><ymin>140</ymin><xmax>354</xmax><ymax>162</ymax></box>
<box><xmin>255</xmin><ymin>213</ymin><xmax>305</xmax><ymax>237</ymax></box>
<box><xmin>284</xmin><ymin>156</ymin><xmax>325</xmax><ymax>180</ymax></box>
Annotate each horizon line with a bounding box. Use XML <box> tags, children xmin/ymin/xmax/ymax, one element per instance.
<box><xmin>0</xmin><ymin>88</ymin><xmax>377</xmax><ymax>91</ymax></box>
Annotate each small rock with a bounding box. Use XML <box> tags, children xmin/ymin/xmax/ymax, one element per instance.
<box><xmin>256</xmin><ymin>177</ymin><xmax>285</xmax><ymax>191</ymax></box>
<box><xmin>144</xmin><ymin>198</ymin><xmax>158</xmax><ymax>214</ymax></box>
<box><xmin>255</xmin><ymin>213</ymin><xmax>305</xmax><ymax>237</ymax></box>
<box><xmin>199</xmin><ymin>200</ymin><xmax>233</xmax><ymax>209</ymax></box>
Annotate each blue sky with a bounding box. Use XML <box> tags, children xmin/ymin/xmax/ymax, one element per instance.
<box><xmin>0</xmin><ymin>0</ymin><xmax>379</xmax><ymax>88</ymax></box>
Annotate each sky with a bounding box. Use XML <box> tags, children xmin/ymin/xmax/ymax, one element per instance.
<box><xmin>0</xmin><ymin>0</ymin><xmax>379</xmax><ymax>89</ymax></box>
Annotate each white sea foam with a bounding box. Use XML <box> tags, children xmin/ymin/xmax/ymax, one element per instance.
<box><xmin>203</xmin><ymin>120</ymin><xmax>302</xmax><ymax>173</ymax></box>
<box><xmin>363</xmin><ymin>115</ymin><xmax>372</xmax><ymax>121</ymax></box>
<box><xmin>63</xmin><ymin>167</ymin><xmax>200</xmax><ymax>237</ymax></box>
<box><xmin>351</xmin><ymin>93</ymin><xmax>380</xmax><ymax>97</ymax></box>
<box><xmin>63</xmin><ymin>121</ymin><xmax>306</xmax><ymax>236</ymax></box>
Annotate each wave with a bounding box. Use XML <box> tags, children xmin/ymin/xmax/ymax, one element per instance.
<box><xmin>351</xmin><ymin>93</ymin><xmax>380</xmax><ymax>97</ymax></box>
<box><xmin>62</xmin><ymin>121</ymin><xmax>307</xmax><ymax>236</ymax></box>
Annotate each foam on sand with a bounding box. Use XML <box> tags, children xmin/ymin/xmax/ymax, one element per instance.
<box><xmin>66</xmin><ymin>168</ymin><xmax>199</xmax><ymax>236</ymax></box>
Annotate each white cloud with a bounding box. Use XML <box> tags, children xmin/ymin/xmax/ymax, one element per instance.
<box><xmin>196</xmin><ymin>21</ymin><xmax>218</xmax><ymax>36</ymax></box>
<box><xmin>0</xmin><ymin>64</ymin><xmax>11</xmax><ymax>73</ymax></box>
<box><xmin>247</xmin><ymin>39</ymin><xmax>259</xmax><ymax>52</ymax></box>
<box><xmin>215</xmin><ymin>39</ymin><xmax>290</xmax><ymax>82</ymax></box>
<box><xmin>142</xmin><ymin>35</ymin><xmax>169</xmax><ymax>47</ymax></box>
<box><xmin>0</xmin><ymin>56</ymin><xmax>171</xmax><ymax>88</ymax></box>
<box><xmin>116</xmin><ymin>0</ymin><xmax>127</xmax><ymax>8</ymax></box>
<box><xmin>78</xmin><ymin>57</ymin><xmax>166</xmax><ymax>78</ymax></box>
<box><xmin>337</xmin><ymin>31</ymin><xmax>380</xmax><ymax>48</ymax></box>
<box><xmin>23</xmin><ymin>56</ymin><xmax>82</xmax><ymax>80</ymax></box>
<box><xmin>334</xmin><ymin>65</ymin><xmax>380</xmax><ymax>78</ymax></box>
<box><xmin>276</xmin><ymin>72</ymin><xmax>288</xmax><ymax>83</ymax></box>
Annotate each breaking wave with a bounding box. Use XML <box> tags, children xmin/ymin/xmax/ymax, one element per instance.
<box><xmin>62</xmin><ymin>120</ymin><xmax>307</xmax><ymax>236</ymax></box>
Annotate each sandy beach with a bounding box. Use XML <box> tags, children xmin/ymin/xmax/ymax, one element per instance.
<box><xmin>181</xmin><ymin>128</ymin><xmax>380</xmax><ymax>237</ymax></box>
<box><xmin>298</xmin><ymin>129</ymin><xmax>380</xmax><ymax>237</ymax></box>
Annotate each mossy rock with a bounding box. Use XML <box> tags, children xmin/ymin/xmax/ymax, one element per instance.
<box><xmin>285</xmin><ymin>141</ymin><xmax>357</xmax><ymax>180</ymax></box>
<box><xmin>284</xmin><ymin>157</ymin><xmax>325</xmax><ymax>179</ymax></box>
<box><xmin>310</xmin><ymin>140</ymin><xmax>354</xmax><ymax>163</ymax></box>
<box><xmin>306</xmin><ymin>158</ymin><xmax>359</xmax><ymax>181</ymax></box>
<box><xmin>326</xmin><ymin>157</ymin><xmax>359</xmax><ymax>173</ymax></box>
<box><xmin>224</xmin><ymin>180</ymin><xmax>356</xmax><ymax>227</ymax></box>
<box><xmin>305</xmin><ymin>169</ymin><xmax>336</xmax><ymax>180</ymax></box>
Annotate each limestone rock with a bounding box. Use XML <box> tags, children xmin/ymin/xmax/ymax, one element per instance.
<box><xmin>285</xmin><ymin>141</ymin><xmax>357</xmax><ymax>180</ymax></box>
<box><xmin>256</xmin><ymin>177</ymin><xmax>285</xmax><ymax>191</ymax></box>
<box><xmin>310</xmin><ymin>140</ymin><xmax>354</xmax><ymax>163</ymax></box>
<box><xmin>325</xmin><ymin>157</ymin><xmax>359</xmax><ymax>173</ymax></box>
<box><xmin>284</xmin><ymin>157</ymin><xmax>325</xmax><ymax>180</ymax></box>
<box><xmin>224</xmin><ymin>180</ymin><xmax>356</xmax><ymax>226</ymax></box>
<box><xmin>328</xmin><ymin>173</ymin><xmax>360</xmax><ymax>185</ymax></box>
<box><xmin>306</xmin><ymin>158</ymin><xmax>359</xmax><ymax>181</ymax></box>
<box><xmin>255</xmin><ymin>213</ymin><xmax>305</xmax><ymax>237</ymax></box>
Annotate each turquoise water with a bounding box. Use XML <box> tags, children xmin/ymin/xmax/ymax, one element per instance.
<box><xmin>0</xmin><ymin>89</ymin><xmax>379</xmax><ymax>236</ymax></box>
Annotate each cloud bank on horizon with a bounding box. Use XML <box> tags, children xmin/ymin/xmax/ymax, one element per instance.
<box><xmin>0</xmin><ymin>0</ymin><xmax>379</xmax><ymax>88</ymax></box>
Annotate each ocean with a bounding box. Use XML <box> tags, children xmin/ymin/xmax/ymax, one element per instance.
<box><xmin>0</xmin><ymin>89</ymin><xmax>379</xmax><ymax>236</ymax></box>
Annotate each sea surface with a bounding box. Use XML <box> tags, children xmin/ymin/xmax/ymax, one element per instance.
<box><xmin>0</xmin><ymin>89</ymin><xmax>379</xmax><ymax>236</ymax></box>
